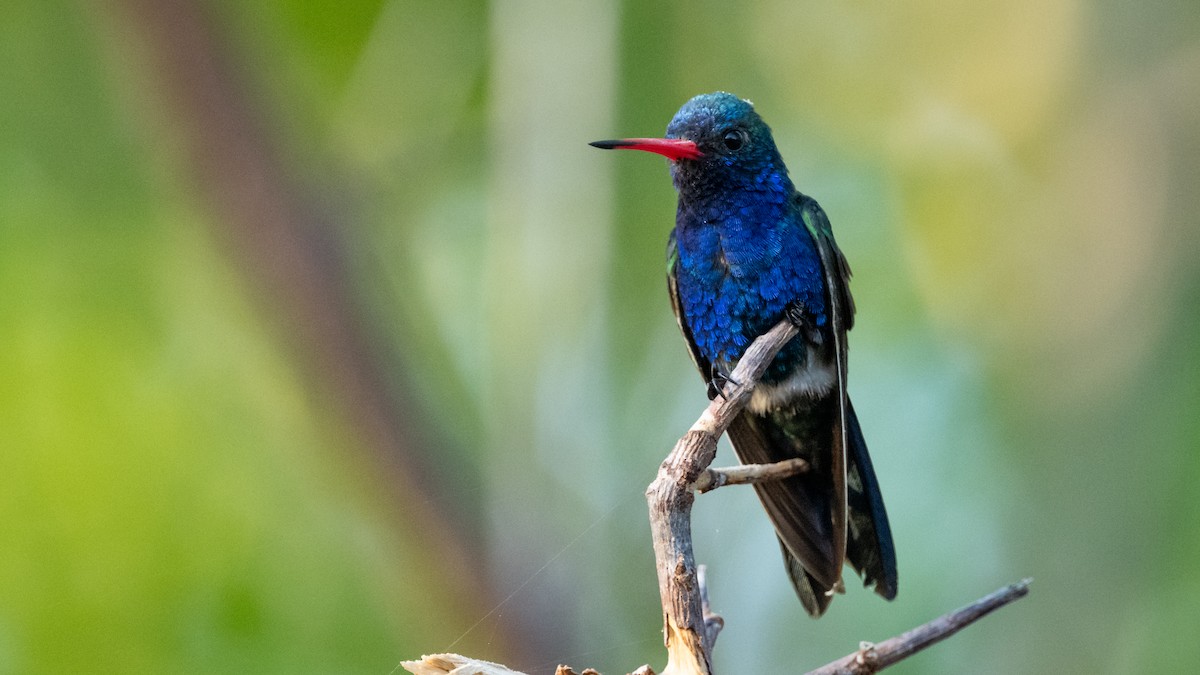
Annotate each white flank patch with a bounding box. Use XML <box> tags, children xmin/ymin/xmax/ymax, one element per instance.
<box><xmin>747</xmin><ymin>359</ymin><xmax>836</xmax><ymax>414</ymax></box>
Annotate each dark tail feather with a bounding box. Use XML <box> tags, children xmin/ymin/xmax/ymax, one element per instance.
<box><xmin>727</xmin><ymin>409</ymin><xmax>841</xmax><ymax>615</ymax></box>
<box><xmin>775</xmin><ymin>401</ymin><xmax>897</xmax><ymax>616</ymax></box>
<box><xmin>780</xmin><ymin>541</ymin><xmax>835</xmax><ymax>616</ymax></box>
<box><xmin>845</xmin><ymin>399</ymin><xmax>898</xmax><ymax>601</ymax></box>
<box><xmin>727</xmin><ymin>399</ymin><xmax>896</xmax><ymax>617</ymax></box>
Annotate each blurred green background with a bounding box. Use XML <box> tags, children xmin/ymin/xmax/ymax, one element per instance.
<box><xmin>3</xmin><ymin>0</ymin><xmax>1199</xmax><ymax>673</ymax></box>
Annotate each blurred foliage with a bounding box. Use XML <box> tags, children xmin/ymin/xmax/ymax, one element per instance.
<box><xmin>2</xmin><ymin>0</ymin><xmax>1199</xmax><ymax>673</ymax></box>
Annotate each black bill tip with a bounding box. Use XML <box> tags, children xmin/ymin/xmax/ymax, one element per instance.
<box><xmin>587</xmin><ymin>137</ymin><xmax>703</xmax><ymax>161</ymax></box>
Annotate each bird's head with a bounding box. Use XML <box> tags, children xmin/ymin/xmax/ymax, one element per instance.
<box><xmin>591</xmin><ymin>92</ymin><xmax>792</xmax><ymax>202</ymax></box>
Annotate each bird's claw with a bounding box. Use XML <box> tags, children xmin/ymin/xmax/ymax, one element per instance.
<box><xmin>786</xmin><ymin>300</ymin><xmax>824</xmax><ymax>345</ymax></box>
<box><xmin>707</xmin><ymin>363</ymin><xmax>740</xmax><ymax>400</ymax></box>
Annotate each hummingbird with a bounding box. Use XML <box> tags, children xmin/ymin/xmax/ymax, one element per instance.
<box><xmin>591</xmin><ymin>92</ymin><xmax>896</xmax><ymax>616</ymax></box>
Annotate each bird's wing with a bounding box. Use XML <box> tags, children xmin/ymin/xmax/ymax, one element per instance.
<box><xmin>798</xmin><ymin>194</ymin><xmax>856</xmax><ymax>329</ymax></box>
<box><xmin>666</xmin><ymin>230</ymin><xmax>713</xmax><ymax>380</ymax></box>
<box><xmin>798</xmin><ymin>193</ymin><xmax>854</xmax><ymax>588</ymax></box>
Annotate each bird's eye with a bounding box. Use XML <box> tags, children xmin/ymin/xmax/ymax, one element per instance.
<box><xmin>722</xmin><ymin>129</ymin><xmax>746</xmax><ymax>151</ymax></box>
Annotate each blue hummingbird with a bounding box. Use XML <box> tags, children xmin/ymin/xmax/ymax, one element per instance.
<box><xmin>591</xmin><ymin>92</ymin><xmax>896</xmax><ymax>616</ymax></box>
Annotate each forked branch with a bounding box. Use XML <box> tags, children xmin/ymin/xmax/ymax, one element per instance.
<box><xmin>643</xmin><ymin>318</ymin><xmax>799</xmax><ymax>674</ymax></box>
<box><xmin>401</xmin><ymin>318</ymin><xmax>1032</xmax><ymax>675</ymax></box>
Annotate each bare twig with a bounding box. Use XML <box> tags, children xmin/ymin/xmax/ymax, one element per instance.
<box><xmin>805</xmin><ymin>578</ymin><xmax>1033</xmax><ymax>675</ymax></box>
<box><xmin>643</xmin><ymin>318</ymin><xmax>799</xmax><ymax>675</ymax></box>
<box><xmin>691</xmin><ymin>458</ymin><xmax>810</xmax><ymax>493</ymax></box>
<box><xmin>696</xmin><ymin>565</ymin><xmax>724</xmax><ymax>653</ymax></box>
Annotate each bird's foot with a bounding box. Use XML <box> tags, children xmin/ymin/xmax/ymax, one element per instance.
<box><xmin>785</xmin><ymin>299</ymin><xmax>824</xmax><ymax>345</ymax></box>
<box><xmin>706</xmin><ymin>363</ymin><xmax>740</xmax><ymax>400</ymax></box>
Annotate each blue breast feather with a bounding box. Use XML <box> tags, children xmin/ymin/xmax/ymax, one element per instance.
<box><xmin>674</xmin><ymin>200</ymin><xmax>826</xmax><ymax>384</ymax></box>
